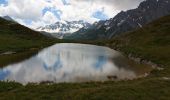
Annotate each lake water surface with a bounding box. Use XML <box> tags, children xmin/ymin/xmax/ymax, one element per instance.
<box><xmin>0</xmin><ymin>43</ymin><xmax>152</xmax><ymax>84</ymax></box>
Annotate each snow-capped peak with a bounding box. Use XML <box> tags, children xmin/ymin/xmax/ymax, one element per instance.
<box><xmin>37</xmin><ymin>20</ymin><xmax>91</xmax><ymax>34</ymax></box>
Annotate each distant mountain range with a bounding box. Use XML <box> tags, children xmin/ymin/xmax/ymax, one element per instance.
<box><xmin>65</xmin><ymin>0</ymin><xmax>170</xmax><ymax>40</ymax></box>
<box><xmin>37</xmin><ymin>20</ymin><xmax>91</xmax><ymax>39</ymax></box>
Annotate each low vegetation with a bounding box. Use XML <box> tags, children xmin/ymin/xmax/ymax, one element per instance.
<box><xmin>0</xmin><ymin>16</ymin><xmax>170</xmax><ymax>100</ymax></box>
<box><xmin>106</xmin><ymin>15</ymin><xmax>170</xmax><ymax>77</ymax></box>
<box><xmin>0</xmin><ymin>18</ymin><xmax>56</xmax><ymax>53</ymax></box>
<box><xmin>0</xmin><ymin>17</ymin><xmax>76</xmax><ymax>66</ymax></box>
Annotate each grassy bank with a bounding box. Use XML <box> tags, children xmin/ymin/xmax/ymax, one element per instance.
<box><xmin>105</xmin><ymin>15</ymin><xmax>170</xmax><ymax>77</ymax></box>
<box><xmin>0</xmin><ymin>15</ymin><xmax>170</xmax><ymax>100</ymax></box>
<box><xmin>0</xmin><ymin>17</ymin><xmax>58</xmax><ymax>53</ymax></box>
<box><xmin>0</xmin><ymin>77</ymin><xmax>169</xmax><ymax>100</ymax></box>
<box><xmin>0</xmin><ymin>17</ymin><xmax>76</xmax><ymax>66</ymax></box>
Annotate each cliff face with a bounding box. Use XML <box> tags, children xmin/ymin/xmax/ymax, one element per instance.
<box><xmin>66</xmin><ymin>0</ymin><xmax>170</xmax><ymax>40</ymax></box>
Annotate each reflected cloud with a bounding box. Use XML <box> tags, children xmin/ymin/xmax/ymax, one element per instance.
<box><xmin>0</xmin><ymin>43</ymin><xmax>136</xmax><ymax>84</ymax></box>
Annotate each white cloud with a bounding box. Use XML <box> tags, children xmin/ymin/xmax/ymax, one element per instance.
<box><xmin>42</xmin><ymin>11</ymin><xmax>58</xmax><ymax>24</ymax></box>
<box><xmin>0</xmin><ymin>0</ymin><xmax>49</xmax><ymax>20</ymax></box>
<box><xmin>0</xmin><ymin>0</ymin><xmax>144</xmax><ymax>29</ymax></box>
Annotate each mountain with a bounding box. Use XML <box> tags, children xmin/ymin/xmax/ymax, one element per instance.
<box><xmin>0</xmin><ymin>17</ymin><xmax>57</xmax><ymax>53</ymax></box>
<box><xmin>2</xmin><ymin>16</ymin><xmax>15</xmax><ymax>22</ymax></box>
<box><xmin>0</xmin><ymin>17</ymin><xmax>60</xmax><ymax>66</ymax></box>
<box><xmin>107</xmin><ymin>15</ymin><xmax>170</xmax><ymax>68</ymax></box>
<box><xmin>37</xmin><ymin>20</ymin><xmax>91</xmax><ymax>39</ymax></box>
<box><xmin>1</xmin><ymin>15</ymin><xmax>170</xmax><ymax>100</ymax></box>
<box><xmin>64</xmin><ymin>20</ymin><xmax>107</xmax><ymax>40</ymax></box>
<box><xmin>65</xmin><ymin>0</ymin><xmax>170</xmax><ymax>40</ymax></box>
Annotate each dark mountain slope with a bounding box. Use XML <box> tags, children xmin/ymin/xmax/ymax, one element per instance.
<box><xmin>106</xmin><ymin>15</ymin><xmax>170</xmax><ymax>67</ymax></box>
<box><xmin>0</xmin><ymin>17</ymin><xmax>61</xmax><ymax>66</ymax></box>
<box><xmin>0</xmin><ymin>17</ymin><xmax>58</xmax><ymax>53</ymax></box>
<box><xmin>2</xmin><ymin>16</ymin><xmax>15</xmax><ymax>22</ymax></box>
<box><xmin>0</xmin><ymin>13</ymin><xmax>170</xmax><ymax>100</ymax></box>
<box><xmin>66</xmin><ymin>0</ymin><xmax>170</xmax><ymax>40</ymax></box>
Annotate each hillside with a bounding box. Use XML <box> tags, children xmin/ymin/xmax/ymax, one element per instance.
<box><xmin>0</xmin><ymin>15</ymin><xmax>170</xmax><ymax>100</ymax></box>
<box><xmin>98</xmin><ymin>15</ymin><xmax>170</xmax><ymax>78</ymax></box>
<box><xmin>0</xmin><ymin>17</ymin><xmax>58</xmax><ymax>52</ymax></box>
<box><xmin>66</xmin><ymin>0</ymin><xmax>170</xmax><ymax>40</ymax></box>
<box><xmin>0</xmin><ymin>17</ymin><xmax>61</xmax><ymax>66</ymax></box>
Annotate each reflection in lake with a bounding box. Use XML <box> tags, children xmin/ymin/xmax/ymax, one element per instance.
<box><xmin>0</xmin><ymin>43</ymin><xmax>143</xmax><ymax>84</ymax></box>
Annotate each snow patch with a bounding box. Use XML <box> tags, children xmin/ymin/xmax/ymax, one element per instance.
<box><xmin>117</xmin><ymin>20</ymin><xmax>125</xmax><ymax>26</ymax></box>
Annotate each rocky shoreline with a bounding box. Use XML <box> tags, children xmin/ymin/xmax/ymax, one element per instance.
<box><xmin>0</xmin><ymin>51</ymin><xmax>16</xmax><ymax>56</ymax></box>
<box><xmin>127</xmin><ymin>53</ymin><xmax>164</xmax><ymax>71</ymax></box>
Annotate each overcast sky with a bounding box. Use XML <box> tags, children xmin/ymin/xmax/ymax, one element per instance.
<box><xmin>0</xmin><ymin>0</ymin><xmax>144</xmax><ymax>28</ymax></box>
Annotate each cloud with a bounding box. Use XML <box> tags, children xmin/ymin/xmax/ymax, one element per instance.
<box><xmin>0</xmin><ymin>0</ymin><xmax>50</xmax><ymax>21</ymax></box>
<box><xmin>42</xmin><ymin>11</ymin><xmax>58</xmax><ymax>24</ymax></box>
<box><xmin>0</xmin><ymin>0</ymin><xmax>144</xmax><ymax>29</ymax></box>
<box><xmin>62</xmin><ymin>0</ymin><xmax>71</xmax><ymax>5</ymax></box>
<box><xmin>74</xmin><ymin>0</ymin><xmax>144</xmax><ymax>10</ymax></box>
<box><xmin>43</xmin><ymin>7</ymin><xmax>62</xmax><ymax>20</ymax></box>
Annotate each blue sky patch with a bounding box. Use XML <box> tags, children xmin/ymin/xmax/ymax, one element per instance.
<box><xmin>94</xmin><ymin>56</ymin><xmax>106</xmax><ymax>70</ymax></box>
<box><xmin>24</xmin><ymin>19</ymin><xmax>32</xmax><ymax>25</ymax></box>
<box><xmin>92</xmin><ymin>8</ymin><xmax>108</xmax><ymax>20</ymax></box>
<box><xmin>43</xmin><ymin>7</ymin><xmax>62</xmax><ymax>20</ymax></box>
<box><xmin>43</xmin><ymin>54</ymin><xmax>62</xmax><ymax>71</ymax></box>
<box><xmin>0</xmin><ymin>69</ymin><xmax>9</xmax><ymax>80</ymax></box>
<box><xmin>0</xmin><ymin>0</ymin><xmax>8</xmax><ymax>6</ymax></box>
<box><xmin>62</xmin><ymin>0</ymin><xmax>70</xmax><ymax>5</ymax></box>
